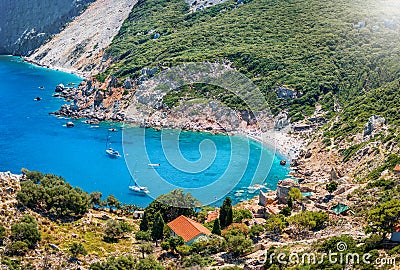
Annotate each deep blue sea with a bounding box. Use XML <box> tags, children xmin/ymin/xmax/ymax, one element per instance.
<box><xmin>0</xmin><ymin>55</ymin><xmax>290</xmax><ymax>207</ymax></box>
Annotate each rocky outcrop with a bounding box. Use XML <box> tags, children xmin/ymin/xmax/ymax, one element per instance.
<box><xmin>53</xmin><ymin>77</ymin><xmax>131</xmax><ymax>122</ymax></box>
<box><xmin>0</xmin><ymin>0</ymin><xmax>95</xmax><ymax>55</ymax></box>
<box><xmin>51</xmin><ymin>70</ymin><xmax>279</xmax><ymax>135</ymax></box>
<box><xmin>274</xmin><ymin>86</ymin><xmax>298</xmax><ymax>99</ymax></box>
<box><xmin>363</xmin><ymin>115</ymin><xmax>385</xmax><ymax>137</ymax></box>
<box><xmin>28</xmin><ymin>0</ymin><xmax>136</xmax><ymax>77</ymax></box>
<box><xmin>276</xmin><ymin>179</ymin><xmax>300</xmax><ymax>203</ymax></box>
<box><xmin>274</xmin><ymin>111</ymin><xmax>290</xmax><ymax>130</ymax></box>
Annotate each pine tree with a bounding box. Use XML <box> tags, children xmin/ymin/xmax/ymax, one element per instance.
<box><xmin>140</xmin><ymin>213</ymin><xmax>149</xmax><ymax>231</ymax></box>
<box><xmin>151</xmin><ymin>212</ymin><xmax>165</xmax><ymax>246</ymax></box>
<box><xmin>212</xmin><ymin>219</ymin><xmax>221</xmax><ymax>235</ymax></box>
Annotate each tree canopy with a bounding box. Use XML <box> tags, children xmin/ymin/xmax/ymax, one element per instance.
<box><xmin>143</xmin><ymin>189</ymin><xmax>200</xmax><ymax>225</ymax></box>
<box><xmin>219</xmin><ymin>197</ymin><xmax>233</xmax><ymax>228</ymax></box>
<box><xmin>367</xmin><ymin>199</ymin><xmax>400</xmax><ymax>237</ymax></box>
<box><xmin>16</xmin><ymin>170</ymin><xmax>91</xmax><ymax>219</ymax></box>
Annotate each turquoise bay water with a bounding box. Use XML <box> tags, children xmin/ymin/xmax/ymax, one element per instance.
<box><xmin>0</xmin><ymin>56</ymin><xmax>290</xmax><ymax>207</ymax></box>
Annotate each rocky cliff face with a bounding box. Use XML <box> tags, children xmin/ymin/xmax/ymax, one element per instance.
<box><xmin>0</xmin><ymin>0</ymin><xmax>95</xmax><ymax>55</ymax></box>
<box><xmin>28</xmin><ymin>0</ymin><xmax>136</xmax><ymax>77</ymax></box>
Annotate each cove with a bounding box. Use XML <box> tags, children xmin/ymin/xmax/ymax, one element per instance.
<box><xmin>0</xmin><ymin>56</ymin><xmax>290</xmax><ymax>207</ymax></box>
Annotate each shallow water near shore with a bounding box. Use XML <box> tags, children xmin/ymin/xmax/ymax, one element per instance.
<box><xmin>0</xmin><ymin>55</ymin><xmax>290</xmax><ymax>207</ymax></box>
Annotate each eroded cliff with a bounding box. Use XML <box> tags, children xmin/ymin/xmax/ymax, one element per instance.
<box><xmin>0</xmin><ymin>0</ymin><xmax>95</xmax><ymax>55</ymax></box>
<box><xmin>28</xmin><ymin>0</ymin><xmax>136</xmax><ymax>77</ymax></box>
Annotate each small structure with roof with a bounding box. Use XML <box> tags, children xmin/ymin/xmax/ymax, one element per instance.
<box><xmin>167</xmin><ymin>215</ymin><xmax>211</xmax><ymax>244</ymax></box>
<box><xmin>206</xmin><ymin>210</ymin><xmax>219</xmax><ymax>223</ymax></box>
<box><xmin>276</xmin><ymin>178</ymin><xmax>300</xmax><ymax>203</ymax></box>
<box><xmin>331</xmin><ymin>203</ymin><xmax>349</xmax><ymax>215</ymax></box>
<box><xmin>394</xmin><ymin>164</ymin><xmax>400</xmax><ymax>176</ymax></box>
<box><xmin>293</xmin><ymin>124</ymin><xmax>313</xmax><ymax>132</ymax></box>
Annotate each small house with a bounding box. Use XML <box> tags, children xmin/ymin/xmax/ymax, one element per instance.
<box><xmin>276</xmin><ymin>178</ymin><xmax>300</xmax><ymax>203</ymax></box>
<box><xmin>331</xmin><ymin>203</ymin><xmax>349</xmax><ymax>215</ymax></box>
<box><xmin>293</xmin><ymin>124</ymin><xmax>313</xmax><ymax>132</ymax></box>
<box><xmin>394</xmin><ymin>164</ymin><xmax>400</xmax><ymax>176</ymax></box>
<box><xmin>167</xmin><ymin>215</ymin><xmax>211</xmax><ymax>244</ymax></box>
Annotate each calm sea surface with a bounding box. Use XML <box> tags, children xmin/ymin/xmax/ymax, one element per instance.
<box><xmin>0</xmin><ymin>56</ymin><xmax>290</xmax><ymax>207</ymax></box>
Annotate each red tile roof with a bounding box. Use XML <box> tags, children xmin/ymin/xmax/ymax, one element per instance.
<box><xmin>206</xmin><ymin>210</ymin><xmax>219</xmax><ymax>223</ymax></box>
<box><xmin>167</xmin><ymin>215</ymin><xmax>211</xmax><ymax>242</ymax></box>
<box><xmin>394</xmin><ymin>164</ymin><xmax>400</xmax><ymax>172</ymax></box>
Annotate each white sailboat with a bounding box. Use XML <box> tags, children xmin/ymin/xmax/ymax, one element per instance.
<box><xmin>105</xmin><ymin>131</ymin><xmax>121</xmax><ymax>158</ymax></box>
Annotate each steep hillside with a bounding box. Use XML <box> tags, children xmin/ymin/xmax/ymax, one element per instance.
<box><xmin>99</xmin><ymin>0</ymin><xmax>400</xmax><ymax>121</ymax></box>
<box><xmin>28</xmin><ymin>0</ymin><xmax>136</xmax><ymax>76</ymax></box>
<box><xmin>0</xmin><ymin>0</ymin><xmax>95</xmax><ymax>55</ymax></box>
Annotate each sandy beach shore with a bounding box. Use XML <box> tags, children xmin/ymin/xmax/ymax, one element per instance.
<box><xmin>237</xmin><ymin>128</ymin><xmax>305</xmax><ymax>161</ymax></box>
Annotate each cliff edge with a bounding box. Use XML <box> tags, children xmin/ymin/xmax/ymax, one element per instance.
<box><xmin>0</xmin><ymin>0</ymin><xmax>95</xmax><ymax>55</ymax></box>
<box><xmin>28</xmin><ymin>0</ymin><xmax>136</xmax><ymax>77</ymax></box>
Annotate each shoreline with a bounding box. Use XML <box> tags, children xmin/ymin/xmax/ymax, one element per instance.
<box><xmin>23</xmin><ymin>57</ymin><xmax>87</xmax><ymax>79</ymax></box>
<box><xmin>22</xmin><ymin>55</ymin><xmax>302</xmax><ymax>169</ymax></box>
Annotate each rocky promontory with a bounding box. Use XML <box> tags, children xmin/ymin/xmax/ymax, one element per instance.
<box><xmin>52</xmin><ymin>74</ymin><xmax>282</xmax><ymax>136</ymax></box>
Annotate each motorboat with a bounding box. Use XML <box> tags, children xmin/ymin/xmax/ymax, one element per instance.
<box><xmin>148</xmin><ymin>163</ymin><xmax>160</xmax><ymax>167</ymax></box>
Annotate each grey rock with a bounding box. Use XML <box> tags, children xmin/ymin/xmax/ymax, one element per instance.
<box><xmin>0</xmin><ymin>0</ymin><xmax>95</xmax><ymax>55</ymax></box>
<box><xmin>363</xmin><ymin>115</ymin><xmax>385</xmax><ymax>137</ymax></box>
<box><xmin>55</xmin><ymin>84</ymin><xmax>65</xmax><ymax>93</ymax></box>
<box><xmin>274</xmin><ymin>111</ymin><xmax>289</xmax><ymax>130</ymax></box>
<box><xmin>275</xmin><ymin>86</ymin><xmax>297</xmax><ymax>99</ymax></box>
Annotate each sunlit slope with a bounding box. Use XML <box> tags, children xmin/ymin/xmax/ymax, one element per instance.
<box><xmin>102</xmin><ymin>0</ymin><xmax>400</xmax><ymax>120</ymax></box>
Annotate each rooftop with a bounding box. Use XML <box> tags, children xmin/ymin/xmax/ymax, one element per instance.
<box><xmin>167</xmin><ymin>215</ymin><xmax>211</xmax><ymax>243</ymax></box>
<box><xmin>394</xmin><ymin>164</ymin><xmax>400</xmax><ymax>172</ymax></box>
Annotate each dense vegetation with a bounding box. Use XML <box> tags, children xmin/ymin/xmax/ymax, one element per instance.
<box><xmin>102</xmin><ymin>0</ymin><xmax>400</xmax><ymax>121</ymax></box>
<box><xmin>16</xmin><ymin>169</ymin><xmax>91</xmax><ymax>219</ymax></box>
<box><xmin>325</xmin><ymin>79</ymin><xmax>400</xmax><ymax>143</ymax></box>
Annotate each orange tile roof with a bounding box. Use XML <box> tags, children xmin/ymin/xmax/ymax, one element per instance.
<box><xmin>206</xmin><ymin>210</ymin><xmax>219</xmax><ymax>223</ymax></box>
<box><xmin>394</xmin><ymin>164</ymin><xmax>400</xmax><ymax>172</ymax></box>
<box><xmin>167</xmin><ymin>215</ymin><xmax>211</xmax><ymax>242</ymax></box>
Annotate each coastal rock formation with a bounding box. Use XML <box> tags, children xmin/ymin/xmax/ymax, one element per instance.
<box><xmin>0</xmin><ymin>0</ymin><xmax>95</xmax><ymax>55</ymax></box>
<box><xmin>276</xmin><ymin>179</ymin><xmax>300</xmax><ymax>203</ymax></box>
<box><xmin>28</xmin><ymin>0</ymin><xmax>136</xmax><ymax>77</ymax></box>
<box><xmin>53</xmin><ymin>69</ymin><xmax>277</xmax><ymax>134</ymax></box>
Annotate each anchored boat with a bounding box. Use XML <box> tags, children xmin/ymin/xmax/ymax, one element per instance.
<box><xmin>129</xmin><ymin>185</ymin><xmax>149</xmax><ymax>194</ymax></box>
<box><xmin>106</xmin><ymin>148</ymin><xmax>121</xmax><ymax>158</ymax></box>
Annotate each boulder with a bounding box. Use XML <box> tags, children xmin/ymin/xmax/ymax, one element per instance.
<box><xmin>330</xmin><ymin>168</ymin><xmax>339</xmax><ymax>181</ymax></box>
<box><xmin>304</xmin><ymin>170</ymin><xmax>313</xmax><ymax>176</ymax></box>
<box><xmin>274</xmin><ymin>111</ymin><xmax>289</xmax><ymax>130</ymax></box>
<box><xmin>55</xmin><ymin>83</ymin><xmax>65</xmax><ymax>92</ymax></box>
<box><xmin>108</xmin><ymin>75</ymin><xmax>117</xmax><ymax>88</ymax></box>
<box><xmin>363</xmin><ymin>115</ymin><xmax>385</xmax><ymax>137</ymax></box>
<box><xmin>94</xmin><ymin>91</ymin><xmax>104</xmax><ymax>107</ymax></box>
<box><xmin>124</xmin><ymin>78</ymin><xmax>133</xmax><ymax>89</ymax></box>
